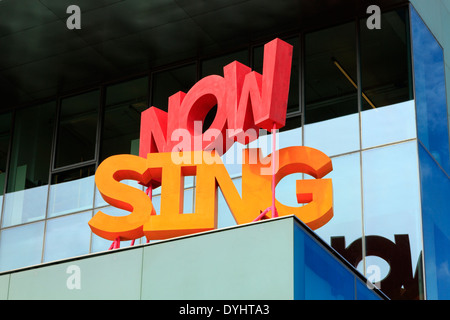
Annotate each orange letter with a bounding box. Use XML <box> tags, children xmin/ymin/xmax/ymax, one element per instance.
<box><xmin>240</xmin><ymin>146</ymin><xmax>333</xmax><ymax>229</ymax></box>
<box><xmin>88</xmin><ymin>154</ymin><xmax>155</xmax><ymax>241</ymax></box>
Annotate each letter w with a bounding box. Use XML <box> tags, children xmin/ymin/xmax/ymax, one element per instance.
<box><xmin>224</xmin><ymin>38</ymin><xmax>293</xmax><ymax>144</ymax></box>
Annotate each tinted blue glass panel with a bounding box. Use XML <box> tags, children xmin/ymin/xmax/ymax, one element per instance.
<box><xmin>411</xmin><ymin>7</ymin><xmax>450</xmax><ymax>175</ymax></box>
<box><xmin>48</xmin><ymin>175</ymin><xmax>95</xmax><ymax>217</ymax></box>
<box><xmin>2</xmin><ymin>185</ymin><xmax>48</xmax><ymax>227</ymax></box>
<box><xmin>304</xmin><ymin>234</ymin><xmax>355</xmax><ymax>299</ymax></box>
<box><xmin>315</xmin><ymin>152</ymin><xmax>362</xmax><ymax>247</ymax></box>
<box><xmin>43</xmin><ymin>211</ymin><xmax>92</xmax><ymax>262</ymax></box>
<box><xmin>294</xmin><ymin>222</ymin><xmax>356</xmax><ymax>299</ymax></box>
<box><xmin>362</xmin><ymin>141</ymin><xmax>424</xmax><ymax>299</ymax></box>
<box><xmin>362</xmin><ymin>142</ymin><xmax>422</xmax><ymax>256</ymax></box>
<box><xmin>356</xmin><ymin>279</ymin><xmax>380</xmax><ymax>300</ymax></box>
<box><xmin>94</xmin><ymin>179</ymin><xmax>144</xmax><ymax>208</ymax></box>
<box><xmin>0</xmin><ymin>221</ymin><xmax>45</xmax><ymax>272</ymax></box>
<box><xmin>304</xmin><ymin>113</ymin><xmax>359</xmax><ymax>157</ymax></box>
<box><xmin>418</xmin><ymin>143</ymin><xmax>450</xmax><ymax>300</ymax></box>
<box><xmin>361</xmin><ymin>100</ymin><xmax>416</xmax><ymax>149</ymax></box>
<box><xmin>217</xmin><ymin>178</ymin><xmax>239</xmax><ymax>229</ymax></box>
<box><xmin>183</xmin><ymin>188</ymin><xmax>194</xmax><ymax>213</ymax></box>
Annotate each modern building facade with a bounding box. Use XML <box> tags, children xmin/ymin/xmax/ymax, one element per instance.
<box><xmin>0</xmin><ymin>0</ymin><xmax>449</xmax><ymax>300</ymax></box>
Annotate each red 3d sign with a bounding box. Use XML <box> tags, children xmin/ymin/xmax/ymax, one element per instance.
<box><xmin>139</xmin><ymin>38</ymin><xmax>293</xmax><ymax>157</ymax></box>
<box><xmin>88</xmin><ymin>38</ymin><xmax>334</xmax><ymax>244</ymax></box>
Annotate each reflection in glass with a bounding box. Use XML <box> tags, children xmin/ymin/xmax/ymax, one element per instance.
<box><xmin>304</xmin><ymin>113</ymin><xmax>359</xmax><ymax>157</ymax></box>
<box><xmin>2</xmin><ymin>185</ymin><xmax>48</xmax><ymax>227</ymax></box>
<box><xmin>0</xmin><ymin>221</ymin><xmax>45</xmax><ymax>272</ymax></box>
<box><xmin>55</xmin><ymin>90</ymin><xmax>100</xmax><ymax>168</ymax></box>
<box><xmin>94</xmin><ymin>179</ymin><xmax>144</xmax><ymax>208</ymax></box>
<box><xmin>152</xmin><ymin>195</ymin><xmax>161</xmax><ymax>215</ymax></box>
<box><xmin>201</xmin><ymin>50</ymin><xmax>248</xmax><ymax>131</ymax></box>
<box><xmin>362</xmin><ymin>141</ymin><xmax>423</xmax><ymax>299</ymax></box>
<box><xmin>303</xmin><ymin>229</ymin><xmax>355</xmax><ymax>299</ymax></box>
<box><xmin>360</xmin><ymin>8</ymin><xmax>413</xmax><ymax>111</ymax></box>
<box><xmin>0</xmin><ymin>112</ymin><xmax>12</xmax><ymax>196</ymax></box>
<box><xmin>151</xmin><ymin>63</ymin><xmax>197</xmax><ymax>112</ymax></box>
<box><xmin>3</xmin><ymin>102</ymin><xmax>56</xmax><ymax>227</ymax></box>
<box><xmin>8</xmin><ymin>102</ymin><xmax>55</xmax><ymax>192</ymax></box>
<box><xmin>356</xmin><ymin>279</ymin><xmax>381</xmax><ymax>300</ymax></box>
<box><xmin>43</xmin><ymin>211</ymin><xmax>92</xmax><ymax>262</ymax></box>
<box><xmin>411</xmin><ymin>7</ymin><xmax>450</xmax><ymax>175</ymax></box>
<box><xmin>315</xmin><ymin>152</ymin><xmax>362</xmax><ymax>248</ymax></box>
<box><xmin>217</xmin><ymin>180</ymin><xmax>238</xmax><ymax>229</ymax></box>
<box><xmin>48</xmin><ymin>166</ymin><xmax>95</xmax><ymax>217</ymax></box>
<box><xmin>304</xmin><ymin>22</ymin><xmax>357</xmax><ymax>124</ymax></box>
<box><xmin>418</xmin><ymin>143</ymin><xmax>450</xmax><ymax>299</ymax></box>
<box><xmin>101</xmin><ymin>77</ymin><xmax>148</xmax><ymax>162</ymax></box>
<box><xmin>183</xmin><ymin>188</ymin><xmax>194</xmax><ymax>214</ymax></box>
<box><xmin>361</xmin><ymin>100</ymin><xmax>416</xmax><ymax>149</ymax></box>
<box><xmin>201</xmin><ymin>50</ymin><xmax>248</xmax><ymax>77</ymax></box>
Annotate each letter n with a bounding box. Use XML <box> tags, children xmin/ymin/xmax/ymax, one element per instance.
<box><xmin>139</xmin><ymin>107</ymin><xmax>168</xmax><ymax>157</ymax></box>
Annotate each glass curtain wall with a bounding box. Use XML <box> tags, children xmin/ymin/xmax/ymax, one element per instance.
<box><xmin>0</xmin><ymin>6</ymin><xmax>433</xmax><ymax>302</ymax></box>
<box><xmin>2</xmin><ymin>103</ymin><xmax>55</xmax><ymax>227</ymax></box>
<box><xmin>410</xmin><ymin>6</ymin><xmax>450</xmax><ymax>300</ymax></box>
<box><xmin>0</xmin><ymin>112</ymin><xmax>12</xmax><ymax>225</ymax></box>
<box><xmin>303</xmin><ymin>7</ymin><xmax>423</xmax><ymax>300</ymax></box>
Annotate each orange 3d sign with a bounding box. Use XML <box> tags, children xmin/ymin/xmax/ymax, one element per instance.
<box><xmin>88</xmin><ymin>38</ymin><xmax>334</xmax><ymax>244</ymax></box>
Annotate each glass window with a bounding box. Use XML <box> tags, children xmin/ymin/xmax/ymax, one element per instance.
<box><xmin>418</xmin><ymin>142</ymin><xmax>450</xmax><ymax>300</ymax></box>
<box><xmin>201</xmin><ymin>50</ymin><xmax>248</xmax><ymax>131</ymax></box>
<box><xmin>43</xmin><ymin>211</ymin><xmax>92</xmax><ymax>263</ymax></box>
<box><xmin>316</xmin><ymin>152</ymin><xmax>363</xmax><ymax>248</ymax></box>
<box><xmin>253</xmin><ymin>37</ymin><xmax>300</xmax><ymax>114</ymax></box>
<box><xmin>94</xmin><ymin>179</ymin><xmax>143</xmax><ymax>208</ymax></box>
<box><xmin>2</xmin><ymin>102</ymin><xmax>56</xmax><ymax>227</ymax></box>
<box><xmin>201</xmin><ymin>50</ymin><xmax>248</xmax><ymax>77</ymax></box>
<box><xmin>0</xmin><ymin>221</ymin><xmax>45</xmax><ymax>272</ymax></box>
<box><xmin>55</xmin><ymin>90</ymin><xmax>100</xmax><ymax>168</ymax></box>
<box><xmin>362</xmin><ymin>141</ymin><xmax>424</xmax><ymax>300</ymax></box>
<box><xmin>411</xmin><ymin>7</ymin><xmax>450</xmax><ymax>175</ymax></box>
<box><xmin>183</xmin><ymin>188</ymin><xmax>194</xmax><ymax>214</ymax></box>
<box><xmin>299</xmin><ymin>226</ymin><xmax>356</xmax><ymax>299</ymax></box>
<box><xmin>0</xmin><ymin>112</ymin><xmax>12</xmax><ymax>196</ymax></box>
<box><xmin>2</xmin><ymin>185</ymin><xmax>48</xmax><ymax>227</ymax></box>
<box><xmin>361</xmin><ymin>100</ymin><xmax>416</xmax><ymax>149</ymax></box>
<box><xmin>151</xmin><ymin>63</ymin><xmax>197</xmax><ymax>112</ymax></box>
<box><xmin>304</xmin><ymin>113</ymin><xmax>360</xmax><ymax>157</ymax></box>
<box><xmin>360</xmin><ymin>8</ymin><xmax>413</xmax><ymax>111</ymax></box>
<box><xmin>0</xmin><ymin>111</ymin><xmax>12</xmax><ymax>221</ymax></box>
<box><xmin>304</xmin><ymin>21</ymin><xmax>358</xmax><ymax>124</ymax></box>
<box><xmin>152</xmin><ymin>194</ymin><xmax>161</xmax><ymax>215</ymax></box>
<box><xmin>303</xmin><ymin>22</ymin><xmax>359</xmax><ymax>156</ymax></box>
<box><xmin>101</xmin><ymin>77</ymin><xmax>149</xmax><ymax>162</ymax></box>
<box><xmin>356</xmin><ymin>278</ymin><xmax>382</xmax><ymax>300</ymax></box>
<box><xmin>217</xmin><ymin>178</ymin><xmax>240</xmax><ymax>229</ymax></box>
<box><xmin>47</xmin><ymin>166</ymin><xmax>95</xmax><ymax>218</ymax></box>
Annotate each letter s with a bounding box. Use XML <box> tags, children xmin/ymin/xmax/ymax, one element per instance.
<box><xmin>88</xmin><ymin>154</ymin><xmax>155</xmax><ymax>241</ymax></box>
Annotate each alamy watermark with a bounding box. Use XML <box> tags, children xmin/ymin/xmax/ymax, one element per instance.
<box><xmin>367</xmin><ymin>5</ymin><xmax>381</xmax><ymax>30</ymax></box>
<box><xmin>66</xmin><ymin>5</ymin><xmax>81</xmax><ymax>30</ymax></box>
<box><xmin>168</xmin><ymin>121</ymin><xmax>279</xmax><ymax>176</ymax></box>
<box><xmin>366</xmin><ymin>264</ymin><xmax>382</xmax><ymax>290</ymax></box>
<box><xmin>66</xmin><ymin>264</ymin><xmax>81</xmax><ymax>290</ymax></box>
